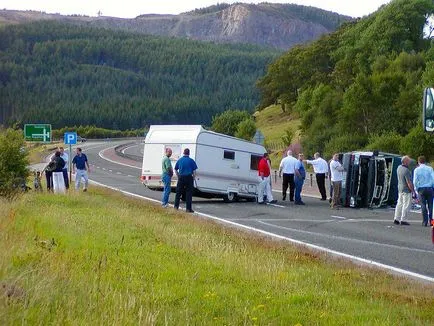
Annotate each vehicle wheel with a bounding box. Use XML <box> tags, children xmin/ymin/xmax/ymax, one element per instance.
<box><xmin>223</xmin><ymin>192</ymin><xmax>238</xmax><ymax>203</ymax></box>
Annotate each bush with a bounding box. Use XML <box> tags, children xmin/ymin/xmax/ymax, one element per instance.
<box><xmin>365</xmin><ymin>131</ymin><xmax>403</xmax><ymax>154</ymax></box>
<box><xmin>211</xmin><ymin>110</ymin><xmax>252</xmax><ymax>136</ymax></box>
<box><xmin>235</xmin><ymin>119</ymin><xmax>256</xmax><ymax>140</ymax></box>
<box><xmin>0</xmin><ymin>128</ymin><xmax>30</xmax><ymax>200</ymax></box>
<box><xmin>323</xmin><ymin>134</ymin><xmax>367</xmax><ymax>158</ymax></box>
<box><xmin>400</xmin><ymin>126</ymin><xmax>434</xmax><ymax>161</ymax></box>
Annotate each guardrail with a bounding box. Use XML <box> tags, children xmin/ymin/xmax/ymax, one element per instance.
<box><xmin>114</xmin><ymin>142</ymin><xmax>143</xmax><ymax>162</ymax></box>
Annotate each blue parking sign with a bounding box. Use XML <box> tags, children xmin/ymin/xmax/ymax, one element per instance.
<box><xmin>64</xmin><ymin>132</ymin><xmax>77</xmax><ymax>145</ymax></box>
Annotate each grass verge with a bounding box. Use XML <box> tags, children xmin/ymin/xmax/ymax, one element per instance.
<box><xmin>1</xmin><ymin>188</ymin><xmax>433</xmax><ymax>324</ymax></box>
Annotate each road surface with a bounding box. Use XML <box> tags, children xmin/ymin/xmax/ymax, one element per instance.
<box><xmin>62</xmin><ymin>140</ymin><xmax>434</xmax><ymax>282</ymax></box>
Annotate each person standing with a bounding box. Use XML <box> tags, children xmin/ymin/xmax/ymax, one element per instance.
<box><xmin>393</xmin><ymin>156</ymin><xmax>414</xmax><ymax>226</ymax></box>
<box><xmin>43</xmin><ymin>157</ymin><xmax>56</xmax><ymax>191</ymax></box>
<box><xmin>294</xmin><ymin>153</ymin><xmax>306</xmax><ymax>205</ymax></box>
<box><xmin>279</xmin><ymin>150</ymin><xmax>298</xmax><ymax>201</ymax></box>
<box><xmin>52</xmin><ymin>151</ymin><xmax>66</xmax><ymax>194</ymax></box>
<box><xmin>161</xmin><ymin>148</ymin><xmax>173</xmax><ymax>208</ymax></box>
<box><xmin>72</xmin><ymin>147</ymin><xmax>90</xmax><ymax>192</ymax></box>
<box><xmin>305</xmin><ymin>152</ymin><xmax>328</xmax><ymax>200</ymax></box>
<box><xmin>174</xmin><ymin>148</ymin><xmax>197</xmax><ymax>213</ymax></box>
<box><xmin>413</xmin><ymin>156</ymin><xmax>434</xmax><ymax>227</ymax></box>
<box><xmin>59</xmin><ymin>146</ymin><xmax>69</xmax><ymax>190</ymax></box>
<box><xmin>258</xmin><ymin>153</ymin><xmax>277</xmax><ymax>205</ymax></box>
<box><xmin>329</xmin><ymin>153</ymin><xmax>344</xmax><ymax>209</ymax></box>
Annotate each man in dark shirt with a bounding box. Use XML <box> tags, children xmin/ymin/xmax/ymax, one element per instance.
<box><xmin>72</xmin><ymin>147</ymin><xmax>90</xmax><ymax>192</ymax></box>
<box><xmin>174</xmin><ymin>148</ymin><xmax>198</xmax><ymax>213</ymax></box>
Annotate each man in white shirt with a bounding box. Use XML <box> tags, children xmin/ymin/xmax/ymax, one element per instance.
<box><xmin>279</xmin><ymin>150</ymin><xmax>298</xmax><ymax>201</ymax></box>
<box><xmin>329</xmin><ymin>153</ymin><xmax>345</xmax><ymax>209</ymax></box>
<box><xmin>305</xmin><ymin>152</ymin><xmax>328</xmax><ymax>201</ymax></box>
<box><xmin>59</xmin><ymin>146</ymin><xmax>69</xmax><ymax>190</ymax></box>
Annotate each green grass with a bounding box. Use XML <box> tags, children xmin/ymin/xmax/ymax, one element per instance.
<box><xmin>254</xmin><ymin>105</ymin><xmax>301</xmax><ymax>168</ymax></box>
<box><xmin>26</xmin><ymin>141</ymin><xmax>62</xmax><ymax>164</ymax></box>
<box><xmin>254</xmin><ymin>104</ymin><xmax>301</xmax><ymax>145</ymax></box>
<box><xmin>1</xmin><ymin>188</ymin><xmax>433</xmax><ymax>324</ymax></box>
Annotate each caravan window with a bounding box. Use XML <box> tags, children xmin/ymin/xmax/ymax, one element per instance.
<box><xmin>223</xmin><ymin>150</ymin><xmax>235</xmax><ymax>160</ymax></box>
<box><xmin>250</xmin><ymin>155</ymin><xmax>262</xmax><ymax>170</ymax></box>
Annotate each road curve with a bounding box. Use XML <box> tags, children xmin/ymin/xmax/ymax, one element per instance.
<box><xmin>77</xmin><ymin>140</ymin><xmax>434</xmax><ymax>282</ymax></box>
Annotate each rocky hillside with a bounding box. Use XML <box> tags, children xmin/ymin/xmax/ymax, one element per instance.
<box><xmin>0</xmin><ymin>3</ymin><xmax>351</xmax><ymax>49</ymax></box>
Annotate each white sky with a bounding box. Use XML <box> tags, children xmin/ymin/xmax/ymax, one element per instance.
<box><xmin>2</xmin><ymin>1</ymin><xmax>392</xmax><ymax>18</ymax></box>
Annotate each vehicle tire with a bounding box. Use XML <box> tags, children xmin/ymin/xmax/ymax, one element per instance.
<box><xmin>223</xmin><ymin>192</ymin><xmax>238</xmax><ymax>203</ymax></box>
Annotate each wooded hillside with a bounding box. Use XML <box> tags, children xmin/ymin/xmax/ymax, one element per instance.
<box><xmin>257</xmin><ymin>0</ymin><xmax>434</xmax><ymax>158</ymax></box>
<box><xmin>0</xmin><ymin>21</ymin><xmax>279</xmax><ymax>129</ymax></box>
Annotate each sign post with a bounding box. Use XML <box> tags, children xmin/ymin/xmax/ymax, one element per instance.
<box><xmin>24</xmin><ymin>124</ymin><xmax>52</xmax><ymax>142</ymax></box>
<box><xmin>64</xmin><ymin>132</ymin><xmax>77</xmax><ymax>185</ymax></box>
<box><xmin>252</xmin><ymin>130</ymin><xmax>265</xmax><ymax>145</ymax></box>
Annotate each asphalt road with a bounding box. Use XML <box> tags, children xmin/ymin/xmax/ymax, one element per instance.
<box><xmin>76</xmin><ymin>141</ymin><xmax>434</xmax><ymax>282</ymax></box>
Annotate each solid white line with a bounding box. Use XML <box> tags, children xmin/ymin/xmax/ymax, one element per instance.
<box><xmin>98</xmin><ymin>146</ymin><xmax>141</xmax><ymax>170</ymax></box>
<box><xmin>86</xmin><ymin>178</ymin><xmax>434</xmax><ymax>283</ymax></box>
<box><xmin>121</xmin><ymin>144</ymin><xmax>138</xmax><ymax>154</ymax></box>
<box><xmin>268</xmin><ymin>203</ymin><xmax>285</xmax><ymax>208</ymax></box>
<box><xmin>331</xmin><ymin>215</ymin><xmax>347</xmax><ymax>219</ymax></box>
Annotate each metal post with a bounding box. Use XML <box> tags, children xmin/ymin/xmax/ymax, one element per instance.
<box><xmin>69</xmin><ymin>144</ymin><xmax>72</xmax><ymax>186</ymax></box>
<box><xmin>274</xmin><ymin>170</ymin><xmax>277</xmax><ymax>183</ymax></box>
<box><xmin>310</xmin><ymin>173</ymin><xmax>313</xmax><ymax>187</ymax></box>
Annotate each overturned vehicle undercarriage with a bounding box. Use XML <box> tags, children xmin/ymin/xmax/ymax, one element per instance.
<box><xmin>339</xmin><ymin>152</ymin><xmax>410</xmax><ymax>209</ymax></box>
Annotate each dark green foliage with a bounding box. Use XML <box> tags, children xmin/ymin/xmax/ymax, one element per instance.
<box><xmin>400</xmin><ymin>126</ymin><xmax>434</xmax><ymax>161</ymax></box>
<box><xmin>51</xmin><ymin>126</ymin><xmax>146</xmax><ymax>140</ymax></box>
<box><xmin>258</xmin><ymin>0</ymin><xmax>434</xmax><ymax>156</ymax></box>
<box><xmin>234</xmin><ymin>119</ymin><xmax>256</xmax><ymax>141</ymax></box>
<box><xmin>0</xmin><ymin>128</ymin><xmax>29</xmax><ymax>199</ymax></box>
<box><xmin>0</xmin><ymin>21</ymin><xmax>280</xmax><ymax>129</ymax></box>
<box><xmin>211</xmin><ymin>110</ymin><xmax>252</xmax><ymax>136</ymax></box>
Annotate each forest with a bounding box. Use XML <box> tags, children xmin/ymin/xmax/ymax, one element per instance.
<box><xmin>257</xmin><ymin>0</ymin><xmax>434</xmax><ymax>158</ymax></box>
<box><xmin>0</xmin><ymin>21</ymin><xmax>280</xmax><ymax>129</ymax></box>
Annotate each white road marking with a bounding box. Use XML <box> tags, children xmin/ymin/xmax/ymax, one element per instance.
<box><xmin>109</xmin><ymin>170</ymin><xmax>113</xmax><ymax>172</ymax></box>
<box><xmin>116</xmin><ymin>172</ymin><xmax>122</xmax><ymax>175</ymax></box>
<box><xmin>98</xmin><ymin>146</ymin><xmax>141</xmax><ymax>170</ymax></box>
<box><xmin>268</xmin><ymin>203</ymin><xmax>285</xmax><ymax>208</ymax></box>
<box><xmin>96</xmin><ymin>166</ymin><xmax>100</xmax><ymax>169</ymax></box>
<box><xmin>102</xmin><ymin>168</ymin><xmax>106</xmax><ymax>171</ymax></box>
<box><xmin>331</xmin><ymin>215</ymin><xmax>347</xmax><ymax>219</ymax></box>
<box><xmin>257</xmin><ymin>220</ymin><xmax>433</xmax><ymax>255</ymax></box>
<box><xmin>121</xmin><ymin>144</ymin><xmax>138</xmax><ymax>154</ymax></box>
<box><xmin>85</xmin><ymin>177</ymin><xmax>434</xmax><ymax>283</ymax></box>
<box><xmin>127</xmin><ymin>175</ymin><xmax>134</xmax><ymax>177</ymax></box>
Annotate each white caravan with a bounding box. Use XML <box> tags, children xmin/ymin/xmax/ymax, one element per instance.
<box><xmin>141</xmin><ymin>125</ymin><xmax>266</xmax><ymax>201</ymax></box>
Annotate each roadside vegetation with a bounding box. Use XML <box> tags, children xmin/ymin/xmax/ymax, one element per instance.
<box><xmin>257</xmin><ymin>0</ymin><xmax>434</xmax><ymax>159</ymax></box>
<box><xmin>1</xmin><ymin>188</ymin><xmax>433</xmax><ymax>324</ymax></box>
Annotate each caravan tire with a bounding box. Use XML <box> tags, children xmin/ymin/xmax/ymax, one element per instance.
<box><xmin>223</xmin><ymin>192</ymin><xmax>238</xmax><ymax>203</ymax></box>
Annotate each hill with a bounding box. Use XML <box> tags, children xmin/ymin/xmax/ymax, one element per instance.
<box><xmin>257</xmin><ymin>0</ymin><xmax>434</xmax><ymax>159</ymax></box>
<box><xmin>0</xmin><ymin>21</ymin><xmax>280</xmax><ymax>129</ymax></box>
<box><xmin>0</xmin><ymin>3</ymin><xmax>351</xmax><ymax>50</ymax></box>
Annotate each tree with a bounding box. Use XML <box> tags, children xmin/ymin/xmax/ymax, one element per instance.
<box><xmin>0</xmin><ymin>128</ymin><xmax>29</xmax><ymax>200</ymax></box>
<box><xmin>281</xmin><ymin>128</ymin><xmax>295</xmax><ymax>147</ymax></box>
<box><xmin>235</xmin><ymin>119</ymin><xmax>256</xmax><ymax>140</ymax></box>
<box><xmin>211</xmin><ymin>110</ymin><xmax>252</xmax><ymax>136</ymax></box>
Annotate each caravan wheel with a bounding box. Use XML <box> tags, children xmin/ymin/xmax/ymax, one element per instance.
<box><xmin>223</xmin><ymin>192</ymin><xmax>238</xmax><ymax>203</ymax></box>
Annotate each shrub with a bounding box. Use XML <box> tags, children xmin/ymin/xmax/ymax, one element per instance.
<box><xmin>0</xmin><ymin>128</ymin><xmax>30</xmax><ymax>200</ymax></box>
<box><xmin>235</xmin><ymin>119</ymin><xmax>256</xmax><ymax>141</ymax></box>
<box><xmin>400</xmin><ymin>126</ymin><xmax>434</xmax><ymax>161</ymax></box>
<box><xmin>365</xmin><ymin>131</ymin><xmax>403</xmax><ymax>154</ymax></box>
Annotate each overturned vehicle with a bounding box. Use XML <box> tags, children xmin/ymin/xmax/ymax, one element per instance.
<box><xmin>339</xmin><ymin>151</ymin><xmax>406</xmax><ymax>209</ymax></box>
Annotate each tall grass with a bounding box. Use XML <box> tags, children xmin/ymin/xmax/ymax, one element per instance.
<box><xmin>1</xmin><ymin>188</ymin><xmax>433</xmax><ymax>325</ymax></box>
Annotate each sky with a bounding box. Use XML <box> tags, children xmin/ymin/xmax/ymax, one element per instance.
<box><xmin>2</xmin><ymin>1</ymin><xmax>392</xmax><ymax>19</ymax></box>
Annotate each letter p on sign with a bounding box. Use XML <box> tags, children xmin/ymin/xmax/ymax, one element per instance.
<box><xmin>64</xmin><ymin>132</ymin><xmax>77</xmax><ymax>145</ymax></box>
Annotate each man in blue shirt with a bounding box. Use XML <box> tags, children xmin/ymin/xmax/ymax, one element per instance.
<box><xmin>294</xmin><ymin>153</ymin><xmax>306</xmax><ymax>205</ymax></box>
<box><xmin>72</xmin><ymin>147</ymin><xmax>90</xmax><ymax>192</ymax></box>
<box><xmin>174</xmin><ymin>148</ymin><xmax>198</xmax><ymax>213</ymax></box>
<box><xmin>413</xmin><ymin>156</ymin><xmax>434</xmax><ymax>226</ymax></box>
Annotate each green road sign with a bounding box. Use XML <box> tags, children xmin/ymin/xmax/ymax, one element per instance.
<box><xmin>24</xmin><ymin>124</ymin><xmax>52</xmax><ymax>142</ymax></box>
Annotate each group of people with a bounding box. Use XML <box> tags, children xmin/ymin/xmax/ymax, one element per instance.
<box><xmin>394</xmin><ymin>155</ymin><xmax>434</xmax><ymax>227</ymax></box>
<box><xmin>160</xmin><ymin>148</ymin><xmax>434</xmax><ymax>228</ymax></box>
<box><xmin>40</xmin><ymin>147</ymin><xmax>90</xmax><ymax>194</ymax></box>
<box><xmin>258</xmin><ymin>150</ymin><xmax>343</xmax><ymax>209</ymax></box>
<box><xmin>161</xmin><ymin>147</ymin><xmax>197</xmax><ymax>213</ymax></box>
